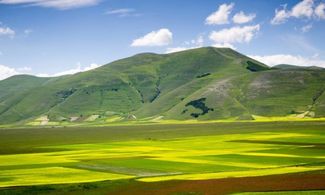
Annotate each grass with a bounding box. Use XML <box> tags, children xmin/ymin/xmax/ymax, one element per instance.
<box><xmin>0</xmin><ymin>167</ymin><xmax>132</xmax><ymax>187</ymax></box>
<box><xmin>0</xmin><ymin>121</ymin><xmax>324</xmax><ymax>194</ymax></box>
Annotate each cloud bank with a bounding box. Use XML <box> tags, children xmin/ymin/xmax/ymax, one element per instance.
<box><xmin>0</xmin><ymin>63</ymin><xmax>100</xmax><ymax>81</ymax></box>
<box><xmin>271</xmin><ymin>0</ymin><xmax>325</xmax><ymax>25</ymax></box>
<box><xmin>209</xmin><ymin>24</ymin><xmax>260</xmax><ymax>48</ymax></box>
<box><xmin>249</xmin><ymin>54</ymin><xmax>325</xmax><ymax>68</ymax></box>
<box><xmin>0</xmin><ymin>64</ymin><xmax>20</xmax><ymax>80</ymax></box>
<box><xmin>38</xmin><ymin>63</ymin><xmax>100</xmax><ymax>77</ymax></box>
<box><xmin>0</xmin><ymin>0</ymin><xmax>99</xmax><ymax>9</ymax></box>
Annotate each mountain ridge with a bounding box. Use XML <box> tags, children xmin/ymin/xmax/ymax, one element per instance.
<box><xmin>0</xmin><ymin>47</ymin><xmax>324</xmax><ymax>125</ymax></box>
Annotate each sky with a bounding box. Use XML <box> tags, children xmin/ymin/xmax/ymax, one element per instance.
<box><xmin>0</xmin><ymin>0</ymin><xmax>325</xmax><ymax>80</ymax></box>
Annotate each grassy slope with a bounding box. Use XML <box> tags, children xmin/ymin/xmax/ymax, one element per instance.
<box><xmin>242</xmin><ymin>69</ymin><xmax>325</xmax><ymax>117</ymax></box>
<box><xmin>0</xmin><ymin>47</ymin><xmax>324</xmax><ymax>124</ymax></box>
<box><xmin>0</xmin><ymin>75</ymin><xmax>50</xmax><ymax>123</ymax></box>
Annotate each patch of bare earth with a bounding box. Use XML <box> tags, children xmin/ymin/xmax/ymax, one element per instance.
<box><xmin>113</xmin><ymin>173</ymin><xmax>325</xmax><ymax>195</ymax></box>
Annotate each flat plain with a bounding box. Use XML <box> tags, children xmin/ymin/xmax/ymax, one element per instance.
<box><xmin>0</xmin><ymin>121</ymin><xmax>325</xmax><ymax>194</ymax></box>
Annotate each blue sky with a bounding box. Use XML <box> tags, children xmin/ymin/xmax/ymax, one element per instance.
<box><xmin>0</xmin><ymin>0</ymin><xmax>325</xmax><ymax>79</ymax></box>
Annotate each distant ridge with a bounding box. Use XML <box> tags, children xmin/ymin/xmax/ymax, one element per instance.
<box><xmin>272</xmin><ymin>64</ymin><xmax>324</xmax><ymax>70</ymax></box>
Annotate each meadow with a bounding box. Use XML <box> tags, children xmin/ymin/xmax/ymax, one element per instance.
<box><xmin>0</xmin><ymin>121</ymin><xmax>325</xmax><ymax>194</ymax></box>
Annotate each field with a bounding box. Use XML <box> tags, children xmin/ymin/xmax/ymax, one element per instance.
<box><xmin>0</xmin><ymin>121</ymin><xmax>325</xmax><ymax>194</ymax></box>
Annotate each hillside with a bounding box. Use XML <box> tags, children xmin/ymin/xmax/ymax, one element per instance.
<box><xmin>0</xmin><ymin>47</ymin><xmax>324</xmax><ymax>125</ymax></box>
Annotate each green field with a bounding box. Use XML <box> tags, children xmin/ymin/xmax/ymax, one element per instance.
<box><xmin>1</xmin><ymin>121</ymin><xmax>325</xmax><ymax>194</ymax></box>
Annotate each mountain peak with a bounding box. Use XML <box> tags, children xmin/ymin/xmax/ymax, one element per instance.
<box><xmin>0</xmin><ymin>48</ymin><xmax>324</xmax><ymax>125</ymax></box>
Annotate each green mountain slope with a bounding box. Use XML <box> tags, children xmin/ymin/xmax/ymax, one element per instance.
<box><xmin>0</xmin><ymin>47</ymin><xmax>324</xmax><ymax>125</ymax></box>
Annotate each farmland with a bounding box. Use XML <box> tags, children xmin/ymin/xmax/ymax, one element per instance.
<box><xmin>0</xmin><ymin>121</ymin><xmax>325</xmax><ymax>194</ymax></box>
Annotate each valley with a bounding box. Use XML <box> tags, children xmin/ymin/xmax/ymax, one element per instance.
<box><xmin>0</xmin><ymin>121</ymin><xmax>324</xmax><ymax>194</ymax></box>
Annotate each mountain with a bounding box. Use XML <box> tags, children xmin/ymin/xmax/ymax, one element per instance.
<box><xmin>0</xmin><ymin>47</ymin><xmax>324</xmax><ymax>125</ymax></box>
<box><xmin>272</xmin><ymin>64</ymin><xmax>324</xmax><ymax>70</ymax></box>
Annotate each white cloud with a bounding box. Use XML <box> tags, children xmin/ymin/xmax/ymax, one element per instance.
<box><xmin>131</xmin><ymin>28</ymin><xmax>172</xmax><ymax>47</ymax></box>
<box><xmin>301</xmin><ymin>24</ymin><xmax>312</xmax><ymax>32</ymax></box>
<box><xmin>0</xmin><ymin>26</ymin><xmax>15</xmax><ymax>37</ymax></box>
<box><xmin>209</xmin><ymin>25</ymin><xmax>260</xmax><ymax>45</ymax></box>
<box><xmin>205</xmin><ymin>3</ymin><xmax>234</xmax><ymax>25</ymax></box>
<box><xmin>0</xmin><ymin>62</ymin><xmax>100</xmax><ymax>80</ymax></box>
<box><xmin>271</xmin><ymin>0</ymin><xmax>325</xmax><ymax>25</ymax></box>
<box><xmin>83</xmin><ymin>63</ymin><xmax>100</xmax><ymax>71</ymax></box>
<box><xmin>233</xmin><ymin>11</ymin><xmax>256</xmax><ymax>24</ymax></box>
<box><xmin>0</xmin><ymin>0</ymin><xmax>99</xmax><ymax>10</ymax></box>
<box><xmin>0</xmin><ymin>64</ymin><xmax>33</xmax><ymax>80</ymax></box>
<box><xmin>0</xmin><ymin>64</ymin><xmax>19</xmax><ymax>80</ymax></box>
<box><xmin>249</xmin><ymin>54</ymin><xmax>325</xmax><ymax>68</ymax></box>
<box><xmin>184</xmin><ymin>35</ymin><xmax>204</xmax><ymax>47</ymax></box>
<box><xmin>166</xmin><ymin>35</ymin><xmax>204</xmax><ymax>54</ymax></box>
<box><xmin>271</xmin><ymin>5</ymin><xmax>290</xmax><ymax>25</ymax></box>
<box><xmin>17</xmin><ymin>66</ymin><xmax>32</xmax><ymax>72</ymax></box>
<box><xmin>165</xmin><ymin>47</ymin><xmax>199</xmax><ymax>54</ymax></box>
<box><xmin>106</xmin><ymin>8</ymin><xmax>133</xmax><ymax>15</ymax></box>
<box><xmin>291</xmin><ymin>0</ymin><xmax>314</xmax><ymax>18</ymax></box>
<box><xmin>38</xmin><ymin>63</ymin><xmax>100</xmax><ymax>77</ymax></box>
<box><xmin>315</xmin><ymin>3</ymin><xmax>325</xmax><ymax>19</ymax></box>
<box><xmin>105</xmin><ymin>8</ymin><xmax>139</xmax><ymax>17</ymax></box>
<box><xmin>213</xmin><ymin>43</ymin><xmax>236</xmax><ymax>49</ymax></box>
<box><xmin>166</xmin><ymin>35</ymin><xmax>237</xmax><ymax>53</ymax></box>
